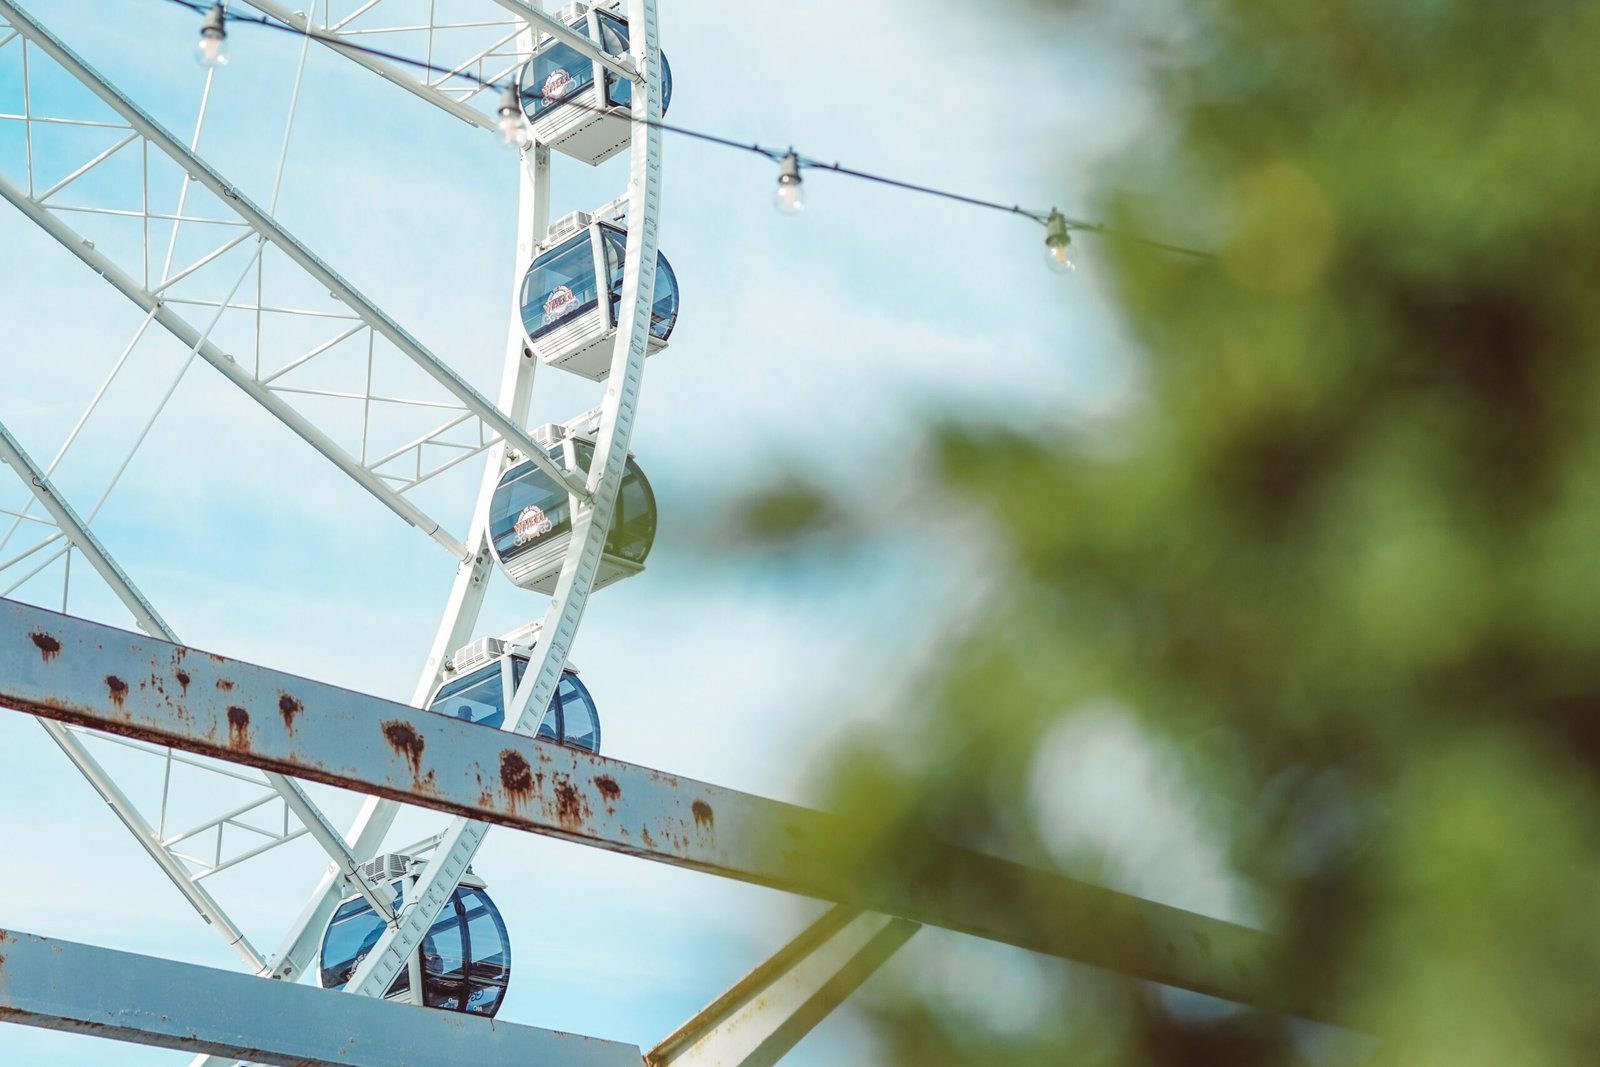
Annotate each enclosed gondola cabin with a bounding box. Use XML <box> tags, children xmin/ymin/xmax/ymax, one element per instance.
<box><xmin>426</xmin><ymin>637</ymin><xmax>601</xmax><ymax>752</ymax></box>
<box><xmin>319</xmin><ymin>856</ymin><xmax>511</xmax><ymax>1017</ymax></box>
<box><xmin>520</xmin><ymin>210</ymin><xmax>679</xmax><ymax>381</ymax></box>
<box><xmin>516</xmin><ymin>2</ymin><xmax>673</xmax><ymax>165</ymax></box>
<box><xmin>489</xmin><ymin>429</ymin><xmax>657</xmax><ymax>595</ymax></box>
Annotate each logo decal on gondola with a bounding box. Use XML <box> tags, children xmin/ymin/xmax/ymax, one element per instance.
<box><xmin>514</xmin><ymin>504</ymin><xmax>554</xmax><ymax>545</ymax></box>
<box><xmin>542</xmin><ymin>68</ymin><xmax>576</xmax><ymax>102</ymax></box>
<box><xmin>543</xmin><ymin>285</ymin><xmax>578</xmax><ymax>324</ymax></box>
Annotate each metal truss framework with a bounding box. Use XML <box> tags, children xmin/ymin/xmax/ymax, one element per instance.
<box><xmin>0</xmin><ymin>0</ymin><xmax>457</xmax><ymax>995</ymax></box>
<box><xmin>0</xmin><ymin>0</ymin><xmax>587</xmax><ymax>566</ymax></box>
<box><xmin>157</xmin><ymin>0</ymin><xmax>674</xmax><ymax>1039</ymax></box>
<box><xmin>3</xmin><ymin>0</ymin><xmax>665</xmax><ymax>1017</ymax></box>
<box><xmin>0</xmin><ymin>0</ymin><xmax>648</xmax><ymax>1031</ymax></box>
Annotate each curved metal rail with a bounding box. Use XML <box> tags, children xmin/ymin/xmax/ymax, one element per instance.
<box><xmin>303</xmin><ymin>0</ymin><xmax>668</xmax><ymax>1005</ymax></box>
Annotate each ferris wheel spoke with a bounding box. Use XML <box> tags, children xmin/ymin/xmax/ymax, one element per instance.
<box><xmin>0</xmin><ymin>1</ymin><xmax>588</xmax><ymax>561</ymax></box>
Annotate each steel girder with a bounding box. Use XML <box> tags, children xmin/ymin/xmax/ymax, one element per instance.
<box><xmin>0</xmin><ymin>597</ymin><xmax>1319</xmax><ymax>1024</ymax></box>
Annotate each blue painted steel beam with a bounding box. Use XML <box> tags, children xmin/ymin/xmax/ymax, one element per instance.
<box><xmin>0</xmin><ymin>599</ymin><xmax>1321</xmax><ymax>1022</ymax></box>
<box><xmin>0</xmin><ymin>926</ymin><xmax>640</xmax><ymax>1066</ymax></box>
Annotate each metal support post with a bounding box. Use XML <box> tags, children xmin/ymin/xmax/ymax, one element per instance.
<box><xmin>648</xmin><ymin>905</ymin><xmax>920</xmax><ymax>1067</ymax></box>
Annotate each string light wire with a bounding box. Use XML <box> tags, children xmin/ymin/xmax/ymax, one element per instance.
<box><xmin>159</xmin><ymin>0</ymin><xmax>1214</xmax><ymax>261</ymax></box>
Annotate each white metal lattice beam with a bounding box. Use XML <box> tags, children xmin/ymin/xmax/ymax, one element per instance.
<box><xmin>0</xmin><ymin>0</ymin><xmax>590</xmax><ymax>546</ymax></box>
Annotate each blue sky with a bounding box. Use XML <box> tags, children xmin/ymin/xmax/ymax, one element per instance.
<box><xmin>0</xmin><ymin>2</ymin><xmax>1252</xmax><ymax>1063</ymax></box>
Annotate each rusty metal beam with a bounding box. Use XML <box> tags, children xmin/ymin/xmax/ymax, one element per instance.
<box><xmin>0</xmin><ymin>926</ymin><xmax>640</xmax><ymax>1067</ymax></box>
<box><xmin>0</xmin><ymin>599</ymin><xmax>1326</xmax><ymax>1022</ymax></box>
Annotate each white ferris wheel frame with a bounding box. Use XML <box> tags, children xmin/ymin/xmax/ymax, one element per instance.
<box><xmin>0</xmin><ymin>0</ymin><xmax>664</xmax><ymax>1034</ymax></box>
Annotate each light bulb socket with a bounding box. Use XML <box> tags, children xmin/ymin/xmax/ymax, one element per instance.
<box><xmin>777</xmin><ymin>151</ymin><xmax>802</xmax><ymax>187</ymax></box>
<box><xmin>200</xmin><ymin>4</ymin><xmax>226</xmax><ymax>42</ymax></box>
<box><xmin>497</xmin><ymin>85</ymin><xmax>528</xmax><ymax>147</ymax></box>
<box><xmin>1044</xmin><ymin>209</ymin><xmax>1070</xmax><ymax>249</ymax></box>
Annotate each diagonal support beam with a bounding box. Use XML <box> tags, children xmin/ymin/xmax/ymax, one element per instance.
<box><xmin>0</xmin><ymin>598</ymin><xmax>1338</xmax><ymax>1025</ymax></box>
<box><xmin>0</xmin><ymin>927</ymin><xmax>641</xmax><ymax>1067</ymax></box>
<box><xmin>0</xmin><ymin>420</ymin><xmax>172</xmax><ymax>639</ymax></box>
<box><xmin>648</xmin><ymin>905</ymin><xmax>920</xmax><ymax>1067</ymax></box>
<box><xmin>0</xmin><ymin>0</ymin><xmax>588</xmax><ymax>506</ymax></box>
<box><xmin>0</xmin><ymin>184</ymin><xmax>468</xmax><ymax>558</ymax></box>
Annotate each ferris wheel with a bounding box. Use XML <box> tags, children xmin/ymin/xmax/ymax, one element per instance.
<box><xmin>0</xmin><ymin>0</ymin><xmax>671</xmax><ymax>1042</ymax></box>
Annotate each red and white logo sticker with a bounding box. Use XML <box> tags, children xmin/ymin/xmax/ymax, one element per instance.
<box><xmin>542</xmin><ymin>68</ymin><xmax>576</xmax><ymax>102</ymax></box>
<box><xmin>514</xmin><ymin>504</ymin><xmax>554</xmax><ymax>546</ymax></box>
<box><xmin>543</xmin><ymin>285</ymin><xmax>578</xmax><ymax>324</ymax></box>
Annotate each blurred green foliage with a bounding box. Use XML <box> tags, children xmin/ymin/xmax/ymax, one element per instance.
<box><xmin>748</xmin><ymin>1</ymin><xmax>1600</xmax><ymax>1062</ymax></box>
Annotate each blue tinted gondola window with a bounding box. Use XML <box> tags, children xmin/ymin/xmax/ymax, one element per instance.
<box><xmin>595</xmin><ymin>13</ymin><xmax>672</xmax><ymax>114</ymax></box>
<box><xmin>558</xmin><ymin>673</ymin><xmax>601</xmax><ymax>751</ymax></box>
<box><xmin>459</xmin><ymin>888</ymin><xmax>512</xmax><ymax>1015</ymax></box>
<box><xmin>422</xmin><ymin>901</ymin><xmax>467</xmax><ymax>1010</ymax></box>
<box><xmin>603</xmin><ymin>227</ymin><xmax>625</xmax><ymax>329</ymax></box>
<box><xmin>599</xmin><ymin>226</ymin><xmax>678</xmax><ymax>341</ymax></box>
<box><xmin>521</xmin><ymin>232</ymin><xmax>599</xmax><ymax>340</ymax></box>
<box><xmin>320</xmin><ymin>884</ymin><xmax>511</xmax><ymax>1017</ymax></box>
<box><xmin>430</xmin><ymin>662</ymin><xmax>498</xmax><ymax>729</ymax></box>
<box><xmin>320</xmin><ymin>886</ymin><xmax>405</xmax><ymax>993</ymax></box>
<box><xmin>532</xmin><ymin>673</ymin><xmax>600</xmax><ymax>752</ymax></box>
<box><xmin>533</xmin><ymin>672</ymin><xmax>601</xmax><ymax>751</ymax></box>
<box><xmin>597</xmin><ymin>13</ymin><xmax>630</xmax><ymax>110</ymax></box>
<box><xmin>490</xmin><ymin>454</ymin><xmax>576</xmax><ymax>564</ymax></box>
<box><xmin>571</xmin><ymin>441</ymin><xmax>657</xmax><ymax>563</ymax></box>
<box><xmin>651</xmin><ymin>252</ymin><xmax>680</xmax><ymax>340</ymax></box>
<box><xmin>519</xmin><ymin>17</ymin><xmax>595</xmax><ymax>120</ymax></box>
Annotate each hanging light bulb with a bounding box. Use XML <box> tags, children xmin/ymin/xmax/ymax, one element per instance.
<box><xmin>1043</xmin><ymin>209</ymin><xmax>1075</xmax><ymax>273</ymax></box>
<box><xmin>773</xmin><ymin>151</ymin><xmax>804</xmax><ymax>215</ymax></box>
<box><xmin>497</xmin><ymin>86</ymin><xmax>527</xmax><ymax>148</ymax></box>
<box><xmin>195</xmin><ymin>4</ymin><xmax>228</xmax><ymax>69</ymax></box>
